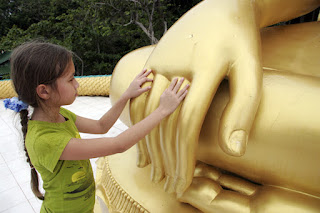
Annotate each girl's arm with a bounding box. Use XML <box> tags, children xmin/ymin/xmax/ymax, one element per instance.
<box><xmin>60</xmin><ymin>77</ymin><xmax>189</xmax><ymax>160</ymax></box>
<box><xmin>75</xmin><ymin>69</ymin><xmax>153</xmax><ymax>134</ymax></box>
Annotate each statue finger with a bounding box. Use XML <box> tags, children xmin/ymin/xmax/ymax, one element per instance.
<box><xmin>174</xmin><ymin>67</ymin><xmax>227</xmax><ymax>195</ymax></box>
<box><xmin>160</xmin><ymin>77</ymin><xmax>189</xmax><ymax>193</ymax></box>
<box><xmin>218</xmin><ymin>54</ymin><xmax>262</xmax><ymax>156</ymax></box>
<box><xmin>144</xmin><ymin>74</ymin><xmax>169</xmax><ymax>182</ymax></box>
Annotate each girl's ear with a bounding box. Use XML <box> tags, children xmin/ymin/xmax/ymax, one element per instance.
<box><xmin>36</xmin><ymin>84</ymin><xmax>51</xmax><ymax>100</ymax></box>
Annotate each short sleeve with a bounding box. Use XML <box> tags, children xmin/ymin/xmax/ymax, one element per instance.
<box><xmin>34</xmin><ymin>130</ymin><xmax>72</xmax><ymax>173</ymax></box>
<box><xmin>60</xmin><ymin>107</ymin><xmax>77</xmax><ymax>123</ymax></box>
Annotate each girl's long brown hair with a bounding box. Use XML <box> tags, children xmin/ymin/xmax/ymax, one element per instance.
<box><xmin>10</xmin><ymin>41</ymin><xmax>72</xmax><ymax>200</ymax></box>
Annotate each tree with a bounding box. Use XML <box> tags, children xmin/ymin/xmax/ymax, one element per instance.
<box><xmin>0</xmin><ymin>0</ymin><xmax>201</xmax><ymax>78</ymax></box>
<box><xmin>104</xmin><ymin>0</ymin><xmax>201</xmax><ymax>44</ymax></box>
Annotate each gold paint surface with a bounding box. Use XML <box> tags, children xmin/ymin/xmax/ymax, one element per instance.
<box><xmin>105</xmin><ymin>1</ymin><xmax>320</xmax><ymax>212</ymax></box>
<box><xmin>95</xmin><ymin>148</ymin><xmax>201</xmax><ymax>213</ymax></box>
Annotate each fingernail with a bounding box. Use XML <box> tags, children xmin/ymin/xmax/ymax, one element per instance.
<box><xmin>228</xmin><ymin>130</ymin><xmax>247</xmax><ymax>156</ymax></box>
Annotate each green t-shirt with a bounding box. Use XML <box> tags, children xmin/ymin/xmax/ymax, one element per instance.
<box><xmin>26</xmin><ymin>108</ymin><xmax>95</xmax><ymax>213</ymax></box>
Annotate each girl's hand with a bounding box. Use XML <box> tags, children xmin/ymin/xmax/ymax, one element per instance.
<box><xmin>158</xmin><ymin>78</ymin><xmax>189</xmax><ymax>117</ymax></box>
<box><xmin>124</xmin><ymin>69</ymin><xmax>153</xmax><ymax>99</ymax></box>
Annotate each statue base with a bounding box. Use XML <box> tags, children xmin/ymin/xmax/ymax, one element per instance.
<box><xmin>94</xmin><ymin>147</ymin><xmax>200</xmax><ymax>213</ymax></box>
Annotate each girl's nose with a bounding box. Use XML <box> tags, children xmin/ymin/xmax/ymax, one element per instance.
<box><xmin>74</xmin><ymin>79</ymin><xmax>79</xmax><ymax>89</ymax></box>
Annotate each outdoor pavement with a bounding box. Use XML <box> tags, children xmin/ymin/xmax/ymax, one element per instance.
<box><xmin>0</xmin><ymin>96</ymin><xmax>127</xmax><ymax>212</ymax></box>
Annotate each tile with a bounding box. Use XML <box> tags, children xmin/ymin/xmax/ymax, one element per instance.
<box><xmin>13</xmin><ymin>167</ymin><xmax>31</xmax><ymax>185</ymax></box>
<box><xmin>114</xmin><ymin>120</ymin><xmax>128</xmax><ymax>131</ymax></box>
<box><xmin>95</xmin><ymin>103</ymin><xmax>112</xmax><ymax>112</ymax></box>
<box><xmin>0</xmin><ymin>186</ymin><xmax>27</xmax><ymax>212</ymax></box>
<box><xmin>0</xmin><ymin>154</ymin><xmax>5</xmax><ymax>165</ymax></box>
<box><xmin>105</xmin><ymin>127</ymin><xmax>124</xmax><ymax>137</ymax></box>
<box><xmin>20</xmin><ymin>182</ymin><xmax>36</xmax><ymax>200</ymax></box>
<box><xmin>0</xmin><ymin>119</ymin><xmax>12</xmax><ymax>136</ymax></box>
<box><xmin>2</xmin><ymin>200</ymin><xmax>35</xmax><ymax>213</ymax></box>
<box><xmin>0</xmin><ymin>136</ymin><xmax>20</xmax><ymax>154</ymax></box>
<box><xmin>2</xmin><ymin>150</ymin><xmax>26</xmax><ymax>163</ymax></box>
<box><xmin>7</xmin><ymin>157</ymin><xmax>30</xmax><ymax>173</ymax></box>
<box><xmin>29</xmin><ymin>197</ymin><xmax>43</xmax><ymax>213</ymax></box>
<box><xmin>83</xmin><ymin>112</ymin><xmax>102</xmax><ymax>120</ymax></box>
<box><xmin>0</xmin><ymin>146</ymin><xmax>19</xmax><ymax>159</ymax></box>
<box><xmin>0</xmin><ymin>163</ymin><xmax>12</xmax><ymax>177</ymax></box>
<box><xmin>0</xmin><ymin>125</ymin><xmax>12</xmax><ymax>137</ymax></box>
<box><xmin>0</xmin><ymin>133</ymin><xmax>19</xmax><ymax>145</ymax></box>
<box><xmin>0</xmin><ymin>107</ymin><xmax>15</xmax><ymax>118</ymax></box>
<box><xmin>0</xmin><ymin>118</ymin><xmax>24</xmax><ymax>141</ymax></box>
<box><xmin>0</xmin><ymin>175</ymin><xmax>17</xmax><ymax>193</ymax></box>
<box><xmin>0</xmin><ymin>164</ymin><xmax>18</xmax><ymax>193</ymax></box>
<box><xmin>0</xmin><ymin>111</ymin><xmax>18</xmax><ymax>128</ymax></box>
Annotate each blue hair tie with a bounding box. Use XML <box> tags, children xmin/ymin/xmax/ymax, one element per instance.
<box><xmin>3</xmin><ymin>97</ymin><xmax>29</xmax><ymax>112</ymax></box>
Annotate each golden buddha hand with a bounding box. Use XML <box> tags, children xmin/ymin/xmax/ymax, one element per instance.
<box><xmin>129</xmin><ymin>0</ymin><xmax>320</xmax><ymax>195</ymax></box>
<box><xmin>110</xmin><ymin>17</ymin><xmax>320</xmax><ymax>212</ymax></box>
<box><xmin>130</xmin><ymin>0</ymin><xmax>263</xmax><ymax>195</ymax></box>
<box><xmin>111</xmin><ymin>0</ymin><xmax>320</xmax><ymax>196</ymax></box>
<box><xmin>178</xmin><ymin>162</ymin><xmax>320</xmax><ymax>213</ymax></box>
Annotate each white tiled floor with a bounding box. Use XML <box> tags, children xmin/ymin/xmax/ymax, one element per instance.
<box><xmin>0</xmin><ymin>96</ymin><xmax>127</xmax><ymax>212</ymax></box>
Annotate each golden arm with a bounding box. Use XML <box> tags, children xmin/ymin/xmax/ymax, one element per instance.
<box><xmin>256</xmin><ymin>0</ymin><xmax>320</xmax><ymax>27</ymax></box>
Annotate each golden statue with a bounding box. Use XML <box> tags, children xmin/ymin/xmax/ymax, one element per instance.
<box><xmin>95</xmin><ymin>0</ymin><xmax>320</xmax><ymax>212</ymax></box>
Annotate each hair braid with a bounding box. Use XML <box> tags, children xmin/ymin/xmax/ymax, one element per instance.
<box><xmin>19</xmin><ymin>109</ymin><xmax>44</xmax><ymax>200</ymax></box>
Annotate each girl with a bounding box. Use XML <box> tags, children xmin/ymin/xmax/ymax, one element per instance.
<box><xmin>5</xmin><ymin>41</ymin><xmax>189</xmax><ymax>212</ymax></box>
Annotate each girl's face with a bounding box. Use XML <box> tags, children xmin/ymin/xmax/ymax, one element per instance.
<box><xmin>52</xmin><ymin>59</ymin><xmax>79</xmax><ymax>106</ymax></box>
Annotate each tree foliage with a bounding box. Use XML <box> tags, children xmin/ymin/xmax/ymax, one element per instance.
<box><xmin>0</xmin><ymin>0</ymin><xmax>201</xmax><ymax>77</ymax></box>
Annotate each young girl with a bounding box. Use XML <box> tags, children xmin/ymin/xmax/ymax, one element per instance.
<box><xmin>5</xmin><ymin>41</ymin><xmax>189</xmax><ymax>213</ymax></box>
